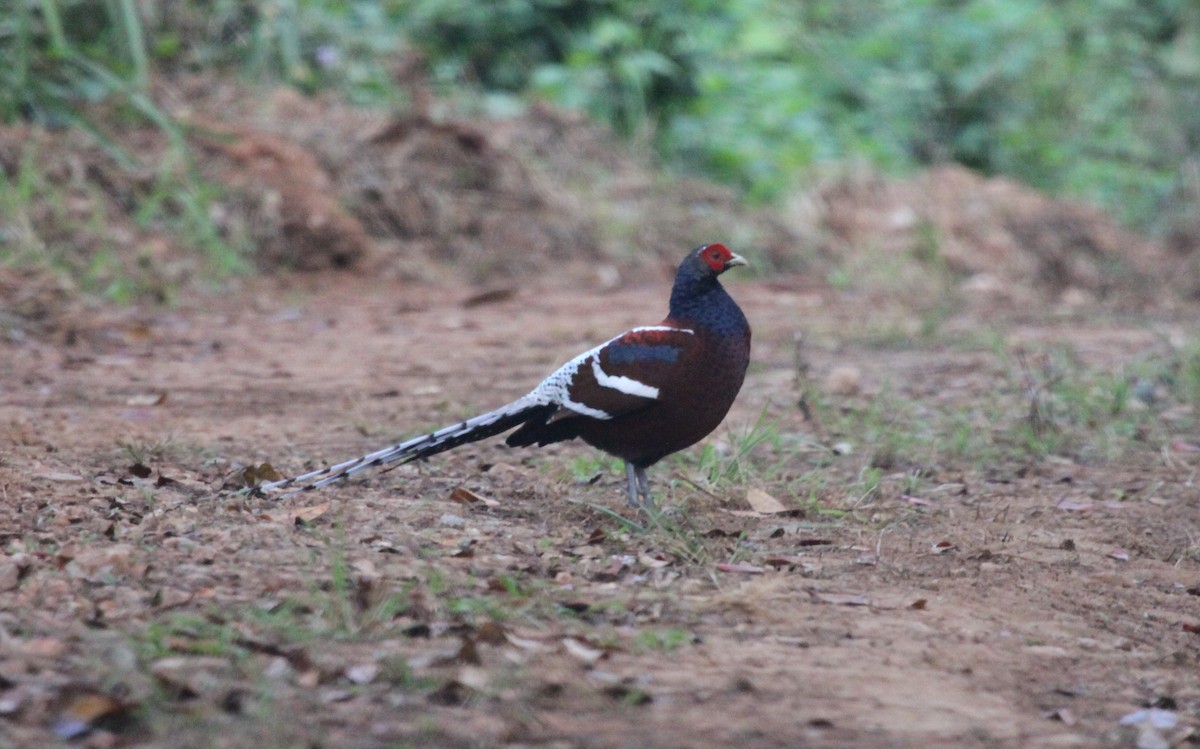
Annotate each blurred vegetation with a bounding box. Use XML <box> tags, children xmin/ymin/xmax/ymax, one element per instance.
<box><xmin>4</xmin><ymin>0</ymin><xmax>1200</xmax><ymax>230</ymax></box>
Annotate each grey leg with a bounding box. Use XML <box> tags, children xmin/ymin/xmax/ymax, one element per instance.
<box><xmin>624</xmin><ymin>462</ymin><xmax>641</xmax><ymax>507</ymax></box>
<box><xmin>634</xmin><ymin>466</ymin><xmax>655</xmax><ymax>510</ymax></box>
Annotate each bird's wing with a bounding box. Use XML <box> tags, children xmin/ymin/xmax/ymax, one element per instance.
<box><xmin>531</xmin><ymin>325</ymin><xmax>695</xmax><ymax>420</ymax></box>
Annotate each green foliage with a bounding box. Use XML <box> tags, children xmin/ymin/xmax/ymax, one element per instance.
<box><xmin>8</xmin><ymin>0</ymin><xmax>1200</xmax><ymax>241</ymax></box>
<box><xmin>2</xmin><ymin>1</ymin><xmax>253</xmax><ymax>293</ymax></box>
<box><xmin>405</xmin><ymin>0</ymin><xmax>706</xmax><ymax>135</ymax></box>
<box><xmin>397</xmin><ymin>0</ymin><xmax>1200</xmax><ymax>224</ymax></box>
<box><xmin>144</xmin><ymin>0</ymin><xmax>411</xmax><ymax>104</ymax></box>
<box><xmin>661</xmin><ymin>0</ymin><xmax>1200</xmax><ymax>216</ymax></box>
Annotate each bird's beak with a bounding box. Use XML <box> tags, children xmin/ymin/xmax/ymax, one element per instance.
<box><xmin>724</xmin><ymin>253</ymin><xmax>748</xmax><ymax>270</ymax></box>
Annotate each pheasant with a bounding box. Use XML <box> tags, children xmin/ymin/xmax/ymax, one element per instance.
<box><xmin>254</xmin><ymin>243</ymin><xmax>751</xmax><ymax>508</ymax></box>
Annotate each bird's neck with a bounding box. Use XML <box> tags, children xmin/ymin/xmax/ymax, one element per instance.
<box><xmin>667</xmin><ymin>278</ymin><xmax>747</xmax><ymax>338</ymax></box>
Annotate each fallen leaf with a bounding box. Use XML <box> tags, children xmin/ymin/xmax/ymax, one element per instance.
<box><xmin>290</xmin><ymin>501</ymin><xmax>331</xmax><ymax>525</ymax></box>
<box><xmin>35</xmin><ymin>472</ymin><xmax>84</xmax><ymax>482</ymax></box>
<box><xmin>1119</xmin><ymin>708</ymin><xmax>1178</xmax><ymax>729</ymax></box>
<box><xmin>345</xmin><ymin>663</ymin><xmax>378</xmax><ymax>685</ymax></box>
<box><xmin>21</xmin><ymin>637</ymin><xmax>69</xmax><ymax>658</ymax></box>
<box><xmin>125</xmin><ymin>391</ymin><xmax>167</xmax><ymax>406</ymax></box>
<box><xmin>457</xmin><ymin>665</ymin><xmax>490</xmax><ymax>691</ymax></box>
<box><xmin>762</xmin><ymin>555</ymin><xmax>803</xmax><ymax>569</ymax></box>
<box><xmin>454</xmin><ymin>636</ymin><xmax>481</xmax><ymax>665</ymax></box>
<box><xmin>809</xmin><ymin>590</ymin><xmax>869</xmax><ymax>606</ymax></box>
<box><xmin>584</xmin><ymin>528</ymin><xmax>607</xmax><ymax>545</ymax></box>
<box><xmin>462</xmin><ymin>286</ymin><xmax>517</xmax><ymax>308</ymax></box>
<box><xmin>1056</xmin><ymin>497</ymin><xmax>1094</xmax><ymax>511</ymax></box>
<box><xmin>449</xmin><ymin>486</ymin><xmax>499</xmax><ymax>508</ymax></box>
<box><xmin>703</xmin><ymin>528</ymin><xmax>741</xmax><ymax>538</ymax></box>
<box><xmin>450</xmin><ymin>540</ymin><xmax>477</xmax><ymax>558</ymax></box>
<box><xmin>638</xmin><ymin>553</ymin><xmax>671</xmax><ymax>569</ymax></box>
<box><xmin>715</xmin><ymin>562</ymin><xmax>765</xmax><ymax>575</ymax></box>
<box><xmin>600</xmin><ymin>682</ymin><xmax>652</xmax><ymax>705</ymax></box>
<box><xmin>796</xmin><ymin>537</ymin><xmax>832</xmax><ymax>547</ymax></box>
<box><xmin>930</xmin><ymin>540</ymin><xmax>956</xmax><ymax>554</ymax></box>
<box><xmin>151</xmin><ymin>656</ymin><xmax>238</xmax><ymax>699</ymax></box>
<box><xmin>1107</xmin><ymin>548</ymin><xmax>1130</xmax><ymax>562</ymax></box>
<box><xmin>475</xmin><ymin>620</ymin><xmax>507</xmax><ymax>645</ymax></box>
<box><xmin>0</xmin><ymin>688</ymin><xmax>25</xmax><ymax>715</ymax></box>
<box><xmin>1043</xmin><ymin>707</ymin><xmax>1077</xmax><ymax>726</ymax></box>
<box><xmin>52</xmin><ymin>692</ymin><xmax>130</xmax><ymax>740</ymax></box>
<box><xmin>504</xmin><ymin>632</ymin><xmax>547</xmax><ymax>651</ymax></box>
<box><xmin>745</xmin><ymin>488</ymin><xmax>790</xmax><ymax>514</ymax></box>
<box><xmin>1170</xmin><ymin>440</ymin><xmax>1200</xmax><ymax>453</ymax></box>
<box><xmin>237</xmin><ymin>463</ymin><xmax>283</xmax><ymax>488</ymax></box>
<box><xmin>910</xmin><ymin>598</ymin><xmax>928</xmax><ymax>610</ymax></box>
<box><xmin>561</xmin><ymin>637</ymin><xmax>606</xmax><ymax>665</ymax></box>
<box><xmin>427</xmin><ymin>680</ymin><xmax>470</xmax><ymax>706</ymax></box>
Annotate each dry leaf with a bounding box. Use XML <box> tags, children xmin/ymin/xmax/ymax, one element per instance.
<box><xmin>1055</xmin><ymin>497</ymin><xmax>1094</xmax><ymax>511</ymax></box>
<box><xmin>427</xmin><ymin>680</ymin><xmax>470</xmax><ymax>706</ymax></box>
<box><xmin>35</xmin><ymin>472</ymin><xmax>84</xmax><ymax>482</ymax></box>
<box><xmin>930</xmin><ymin>540</ymin><xmax>956</xmax><ymax>554</ymax></box>
<box><xmin>561</xmin><ymin>637</ymin><xmax>606</xmax><ymax>665</ymax></box>
<box><xmin>462</xmin><ymin>286</ymin><xmax>517</xmax><ymax>308</ymax></box>
<box><xmin>809</xmin><ymin>590</ymin><xmax>869</xmax><ymax>606</ymax></box>
<box><xmin>290</xmin><ymin>501</ymin><xmax>332</xmax><ymax>524</ymax></box>
<box><xmin>638</xmin><ymin>553</ymin><xmax>672</xmax><ymax>569</ymax></box>
<box><xmin>125</xmin><ymin>391</ymin><xmax>167</xmax><ymax>406</ymax></box>
<box><xmin>716</xmin><ymin>562</ymin><xmax>765</xmax><ymax>575</ymax></box>
<box><xmin>237</xmin><ymin>463</ymin><xmax>283</xmax><ymax>488</ymax></box>
<box><xmin>761</xmin><ymin>555</ymin><xmax>812</xmax><ymax>571</ymax></box>
<box><xmin>1107</xmin><ymin>548</ymin><xmax>1131</xmax><ymax>561</ymax></box>
<box><xmin>52</xmin><ymin>692</ymin><xmax>129</xmax><ymax>740</ymax></box>
<box><xmin>21</xmin><ymin>637</ymin><xmax>69</xmax><ymax>658</ymax></box>
<box><xmin>457</xmin><ymin>665</ymin><xmax>490</xmax><ymax>691</ymax></box>
<box><xmin>745</xmin><ymin>488</ymin><xmax>790</xmax><ymax>514</ymax></box>
<box><xmin>1043</xmin><ymin>707</ymin><xmax>1077</xmax><ymax>726</ymax></box>
<box><xmin>504</xmin><ymin>632</ymin><xmax>547</xmax><ymax>651</ymax></box>
<box><xmin>345</xmin><ymin>663</ymin><xmax>379</xmax><ymax>685</ymax></box>
<box><xmin>449</xmin><ymin>486</ymin><xmax>499</xmax><ymax>507</ymax></box>
<box><xmin>475</xmin><ymin>620</ymin><xmax>507</xmax><ymax>645</ymax></box>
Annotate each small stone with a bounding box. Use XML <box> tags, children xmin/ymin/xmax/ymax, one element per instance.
<box><xmin>823</xmin><ymin>366</ymin><xmax>862</xmax><ymax>396</ymax></box>
<box><xmin>0</xmin><ymin>561</ymin><xmax>20</xmax><ymax>592</ymax></box>
<box><xmin>439</xmin><ymin>514</ymin><xmax>466</xmax><ymax>528</ymax></box>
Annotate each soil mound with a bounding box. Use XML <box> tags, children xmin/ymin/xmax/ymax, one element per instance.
<box><xmin>812</xmin><ymin>165</ymin><xmax>1179</xmax><ymax>309</ymax></box>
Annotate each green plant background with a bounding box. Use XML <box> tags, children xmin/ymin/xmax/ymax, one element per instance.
<box><xmin>4</xmin><ymin>0</ymin><xmax>1200</xmax><ymax>229</ymax></box>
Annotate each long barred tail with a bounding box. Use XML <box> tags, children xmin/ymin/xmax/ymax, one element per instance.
<box><xmin>252</xmin><ymin>396</ymin><xmax>554</xmax><ymax>498</ymax></box>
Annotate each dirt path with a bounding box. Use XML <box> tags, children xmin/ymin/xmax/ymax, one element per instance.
<box><xmin>1</xmin><ymin>274</ymin><xmax>1198</xmax><ymax>748</ymax></box>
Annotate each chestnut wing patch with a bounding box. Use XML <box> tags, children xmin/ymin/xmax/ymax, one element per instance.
<box><xmin>563</xmin><ymin>326</ymin><xmax>693</xmax><ymax>419</ymax></box>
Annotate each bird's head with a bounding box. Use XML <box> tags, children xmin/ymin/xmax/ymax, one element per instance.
<box><xmin>687</xmin><ymin>243</ymin><xmax>748</xmax><ymax>278</ymax></box>
<box><xmin>668</xmin><ymin>243</ymin><xmax>750</xmax><ymax>329</ymax></box>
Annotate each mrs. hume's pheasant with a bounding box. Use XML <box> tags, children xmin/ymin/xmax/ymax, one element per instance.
<box><xmin>255</xmin><ymin>243</ymin><xmax>751</xmax><ymax>508</ymax></box>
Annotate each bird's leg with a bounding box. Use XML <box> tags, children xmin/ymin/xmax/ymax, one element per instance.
<box><xmin>624</xmin><ymin>462</ymin><xmax>641</xmax><ymax>508</ymax></box>
<box><xmin>634</xmin><ymin>466</ymin><xmax>655</xmax><ymax>511</ymax></box>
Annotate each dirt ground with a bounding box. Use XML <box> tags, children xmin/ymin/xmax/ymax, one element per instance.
<box><xmin>1</xmin><ymin>264</ymin><xmax>1199</xmax><ymax>748</ymax></box>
